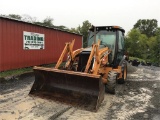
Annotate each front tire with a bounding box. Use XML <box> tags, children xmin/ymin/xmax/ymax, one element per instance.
<box><xmin>105</xmin><ymin>71</ymin><xmax>118</xmax><ymax>94</ymax></box>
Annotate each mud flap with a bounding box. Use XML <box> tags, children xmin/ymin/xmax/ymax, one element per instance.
<box><xmin>29</xmin><ymin>66</ymin><xmax>105</xmax><ymax>111</ymax></box>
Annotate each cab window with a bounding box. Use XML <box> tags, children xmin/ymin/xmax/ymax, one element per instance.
<box><xmin>118</xmin><ymin>31</ymin><xmax>124</xmax><ymax>50</ymax></box>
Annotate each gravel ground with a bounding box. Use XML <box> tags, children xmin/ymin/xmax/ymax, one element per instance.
<box><xmin>0</xmin><ymin>65</ymin><xmax>160</xmax><ymax>120</ymax></box>
<box><xmin>107</xmin><ymin>65</ymin><xmax>160</xmax><ymax>120</ymax></box>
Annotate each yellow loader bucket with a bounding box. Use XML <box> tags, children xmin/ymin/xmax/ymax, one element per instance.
<box><xmin>29</xmin><ymin>66</ymin><xmax>105</xmax><ymax>111</ymax></box>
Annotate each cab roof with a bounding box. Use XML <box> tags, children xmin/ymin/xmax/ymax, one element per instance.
<box><xmin>89</xmin><ymin>25</ymin><xmax>125</xmax><ymax>33</ymax></box>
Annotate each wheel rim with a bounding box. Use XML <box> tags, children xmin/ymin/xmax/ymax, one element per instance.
<box><xmin>123</xmin><ymin>66</ymin><xmax>127</xmax><ymax>80</ymax></box>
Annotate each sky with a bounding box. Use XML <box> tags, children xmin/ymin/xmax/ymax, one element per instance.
<box><xmin>0</xmin><ymin>0</ymin><xmax>160</xmax><ymax>33</ymax></box>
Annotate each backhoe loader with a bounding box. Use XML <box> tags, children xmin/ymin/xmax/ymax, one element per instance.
<box><xmin>29</xmin><ymin>26</ymin><xmax>127</xmax><ymax>111</ymax></box>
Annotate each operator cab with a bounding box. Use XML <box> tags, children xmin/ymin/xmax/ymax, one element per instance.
<box><xmin>87</xmin><ymin>26</ymin><xmax>125</xmax><ymax>67</ymax></box>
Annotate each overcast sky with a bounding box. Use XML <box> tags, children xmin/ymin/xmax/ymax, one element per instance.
<box><xmin>0</xmin><ymin>0</ymin><xmax>160</xmax><ymax>33</ymax></box>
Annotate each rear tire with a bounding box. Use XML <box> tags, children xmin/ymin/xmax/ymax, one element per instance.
<box><xmin>105</xmin><ymin>71</ymin><xmax>118</xmax><ymax>94</ymax></box>
<box><xmin>117</xmin><ymin>61</ymin><xmax>127</xmax><ymax>84</ymax></box>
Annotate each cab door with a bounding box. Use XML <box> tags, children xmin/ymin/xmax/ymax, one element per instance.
<box><xmin>116</xmin><ymin>31</ymin><xmax>125</xmax><ymax>65</ymax></box>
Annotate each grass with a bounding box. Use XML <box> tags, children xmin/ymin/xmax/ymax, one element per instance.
<box><xmin>0</xmin><ymin>67</ymin><xmax>33</xmax><ymax>78</ymax></box>
<box><xmin>0</xmin><ymin>62</ymin><xmax>66</xmax><ymax>78</ymax></box>
<box><xmin>129</xmin><ymin>56</ymin><xmax>146</xmax><ymax>62</ymax></box>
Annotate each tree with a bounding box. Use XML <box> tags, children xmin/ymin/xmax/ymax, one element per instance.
<box><xmin>68</xmin><ymin>20</ymin><xmax>92</xmax><ymax>47</ymax></box>
<box><xmin>126</xmin><ymin>27</ymin><xmax>160</xmax><ymax>64</ymax></box>
<box><xmin>154</xmin><ymin>27</ymin><xmax>160</xmax><ymax>64</ymax></box>
<box><xmin>21</xmin><ymin>14</ymin><xmax>37</xmax><ymax>23</ymax></box>
<box><xmin>133</xmin><ymin>19</ymin><xmax>158</xmax><ymax>37</ymax></box>
<box><xmin>42</xmin><ymin>17</ymin><xmax>54</xmax><ymax>27</ymax></box>
<box><xmin>7</xmin><ymin>14</ymin><xmax>22</xmax><ymax>20</ymax></box>
<box><xmin>78</xmin><ymin>20</ymin><xmax>92</xmax><ymax>47</ymax></box>
<box><xmin>70</xmin><ymin>28</ymin><xmax>79</xmax><ymax>34</ymax></box>
<box><xmin>34</xmin><ymin>21</ymin><xmax>44</xmax><ymax>26</ymax></box>
<box><xmin>125</xmin><ymin>29</ymin><xmax>148</xmax><ymax>58</ymax></box>
<box><xmin>129</xmin><ymin>19</ymin><xmax>160</xmax><ymax>64</ymax></box>
<box><xmin>54</xmin><ymin>25</ymin><xmax>70</xmax><ymax>31</ymax></box>
<box><xmin>4</xmin><ymin>14</ymin><xmax>37</xmax><ymax>23</ymax></box>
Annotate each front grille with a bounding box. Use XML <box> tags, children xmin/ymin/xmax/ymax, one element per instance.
<box><xmin>77</xmin><ymin>52</ymin><xmax>90</xmax><ymax>72</ymax></box>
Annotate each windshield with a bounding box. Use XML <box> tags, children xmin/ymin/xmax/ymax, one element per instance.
<box><xmin>88</xmin><ymin>30</ymin><xmax>116</xmax><ymax>50</ymax></box>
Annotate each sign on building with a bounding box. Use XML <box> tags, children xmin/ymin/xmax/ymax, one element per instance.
<box><xmin>23</xmin><ymin>31</ymin><xmax>45</xmax><ymax>50</ymax></box>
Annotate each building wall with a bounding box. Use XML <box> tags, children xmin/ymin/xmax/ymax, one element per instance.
<box><xmin>0</xmin><ymin>17</ymin><xmax>82</xmax><ymax>71</ymax></box>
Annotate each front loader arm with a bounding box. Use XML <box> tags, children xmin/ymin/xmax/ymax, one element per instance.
<box><xmin>65</xmin><ymin>48</ymin><xmax>84</xmax><ymax>69</ymax></box>
<box><xmin>84</xmin><ymin>44</ymin><xmax>96</xmax><ymax>73</ymax></box>
<box><xmin>84</xmin><ymin>40</ymin><xmax>101</xmax><ymax>73</ymax></box>
<box><xmin>55</xmin><ymin>40</ymin><xmax>75</xmax><ymax>69</ymax></box>
<box><xmin>92</xmin><ymin>47</ymin><xmax>110</xmax><ymax>75</ymax></box>
<box><xmin>55</xmin><ymin>39</ymin><xmax>83</xmax><ymax>69</ymax></box>
<box><xmin>84</xmin><ymin>40</ymin><xmax>111</xmax><ymax>75</ymax></box>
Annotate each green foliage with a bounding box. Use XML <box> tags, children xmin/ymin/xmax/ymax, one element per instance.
<box><xmin>34</xmin><ymin>17</ymin><xmax>54</xmax><ymax>28</ymax></box>
<box><xmin>8</xmin><ymin>14</ymin><xmax>22</xmax><ymax>20</ymax></box>
<box><xmin>125</xmin><ymin>29</ymin><xmax>148</xmax><ymax>58</ymax></box>
<box><xmin>34</xmin><ymin>21</ymin><xmax>44</xmax><ymax>26</ymax></box>
<box><xmin>134</xmin><ymin>19</ymin><xmax>158</xmax><ymax>37</ymax></box>
<box><xmin>69</xmin><ymin>20</ymin><xmax>92</xmax><ymax>47</ymax></box>
<box><xmin>129</xmin><ymin>57</ymin><xmax>145</xmax><ymax>62</ymax></box>
<box><xmin>22</xmin><ymin>14</ymin><xmax>37</xmax><ymax>23</ymax></box>
<box><xmin>4</xmin><ymin>14</ymin><xmax>36</xmax><ymax>23</ymax></box>
<box><xmin>154</xmin><ymin>28</ymin><xmax>160</xmax><ymax>63</ymax></box>
<box><xmin>70</xmin><ymin>28</ymin><xmax>80</xmax><ymax>34</ymax></box>
<box><xmin>42</xmin><ymin>17</ymin><xmax>54</xmax><ymax>27</ymax></box>
<box><xmin>126</xmin><ymin>20</ymin><xmax>160</xmax><ymax>64</ymax></box>
<box><xmin>80</xmin><ymin>20</ymin><xmax>92</xmax><ymax>47</ymax></box>
<box><xmin>54</xmin><ymin>25</ymin><xmax>70</xmax><ymax>31</ymax></box>
<box><xmin>0</xmin><ymin>67</ymin><xmax>32</xmax><ymax>78</ymax></box>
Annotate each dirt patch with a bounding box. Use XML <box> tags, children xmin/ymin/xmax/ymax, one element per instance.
<box><xmin>0</xmin><ymin>75</ymin><xmax>71</xmax><ymax>120</ymax></box>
